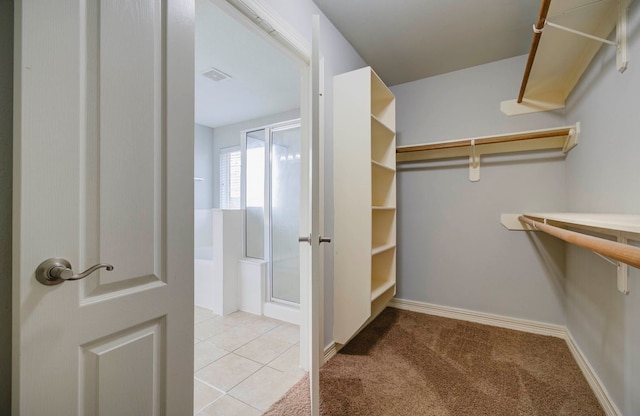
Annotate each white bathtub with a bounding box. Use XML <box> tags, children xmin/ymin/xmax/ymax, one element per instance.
<box><xmin>194</xmin><ymin>257</ymin><xmax>216</xmax><ymax>311</ymax></box>
<box><xmin>194</xmin><ymin>209</ymin><xmax>216</xmax><ymax>310</ymax></box>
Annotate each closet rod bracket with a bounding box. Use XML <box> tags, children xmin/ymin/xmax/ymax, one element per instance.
<box><xmin>501</xmin><ymin>213</ymin><xmax>638</xmax><ymax>295</ymax></box>
<box><xmin>469</xmin><ymin>139</ymin><xmax>480</xmax><ymax>182</ymax></box>
<box><xmin>616</xmin><ymin>1</ymin><xmax>628</xmax><ymax>74</ymax></box>
<box><xmin>617</xmin><ymin>233</ymin><xmax>629</xmax><ymax>294</ymax></box>
<box><xmin>562</xmin><ymin>123</ymin><xmax>580</xmax><ymax>153</ymax></box>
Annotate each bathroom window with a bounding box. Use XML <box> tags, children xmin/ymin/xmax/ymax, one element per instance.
<box><xmin>219</xmin><ymin>146</ymin><xmax>241</xmax><ymax>209</ymax></box>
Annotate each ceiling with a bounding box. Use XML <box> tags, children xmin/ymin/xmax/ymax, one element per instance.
<box><xmin>195</xmin><ymin>0</ymin><xmax>543</xmax><ymax>127</ymax></box>
<box><xmin>195</xmin><ymin>0</ymin><xmax>300</xmax><ymax>128</ymax></box>
<box><xmin>313</xmin><ymin>0</ymin><xmax>541</xmax><ymax>86</ymax></box>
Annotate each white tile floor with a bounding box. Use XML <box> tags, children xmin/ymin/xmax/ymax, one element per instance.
<box><xmin>194</xmin><ymin>306</ymin><xmax>305</xmax><ymax>415</ymax></box>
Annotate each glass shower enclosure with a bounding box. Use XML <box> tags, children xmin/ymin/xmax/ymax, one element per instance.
<box><xmin>242</xmin><ymin>119</ymin><xmax>301</xmax><ymax>306</ymax></box>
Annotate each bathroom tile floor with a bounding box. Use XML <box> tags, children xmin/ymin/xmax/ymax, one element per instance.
<box><xmin>194</xmin><ymin>306</ymin><xmax>305</xmax><ymax>415</ymax></box>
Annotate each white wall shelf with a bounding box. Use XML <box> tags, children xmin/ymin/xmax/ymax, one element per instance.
<box><xmin>371</xmin><ymin>247</ymin><xmax>396</xmax><ymax>301</ymax></box>
<box><xmin>396</xmin><ymin>124</ymin><xmax>579</xmax><ymax>182</ymax></box>
<box><xmin>372</xmin><ymin>206</ymin><xmax>396</xmax><ymax>211</ymax></box>
<box><xmin>371</xmin><ymin>116</ymin><xmax>396</xmax><ymax>168</ymax></box>
<box><xmin>371</xmin><ymin>279</ymin><xmax>396</xmax><ymax>302</ymax></box>
<box><xmin>501</xmin><ymin>0</ymin><xmax>630</xmax><ymax>116</ymax></box>
<box><xmin>372</xmin><ymin>244</ymin><xmax>396</xmax><ymax>256</ymax></box>
<box><xmin>371</xmin><ymin>114</ymin><xmax>394</xmax><ymax>135</ymax></box>
<box><xmin>502</xmin><ymin>212</ymin><xmax>640</xmax><ymax>294</ymax></box>
<box><xmin>371</xmin><ymin>159</ymin><xmax>396</xmax><ymax>173</ymax></box>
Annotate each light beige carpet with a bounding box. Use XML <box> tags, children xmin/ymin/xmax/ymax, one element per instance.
<box><xmin>265</xmin><ymin>307</ymin><xmax>604</xmax><ymax>416</ymax></box>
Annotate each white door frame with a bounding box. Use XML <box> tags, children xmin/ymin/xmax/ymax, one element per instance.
<box><xmin>210</xmin><ymin>0</ymin><xmax>323</xmax><ymax>373</ymax></box>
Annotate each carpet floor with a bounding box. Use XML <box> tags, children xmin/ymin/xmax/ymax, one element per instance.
<box><xmin>264</xmin><ymin>307</ymin><xmax>604</xmax><ymax>416</ymax></box>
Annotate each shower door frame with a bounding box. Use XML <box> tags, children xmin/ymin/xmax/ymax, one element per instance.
<box><xmin>241</xmin><ymin>118</ymin><xmax>303</xmax><ymax>307</ymax></box>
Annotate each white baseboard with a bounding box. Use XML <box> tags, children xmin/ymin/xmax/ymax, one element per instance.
<box><xmin>388</xmin><ymin>298</ymin><xmax>566</xmax><ymax>338</ymax></box>
<box><xmin>323</xmin><ymin>342</ymin><xmax>338</xmax><ymax>363</ymax></box>
<box><xmin>388</xmin><ymin>297</ymin><xmax>620</xmax><ymax>416</ymax></box>
<box><xmin>564</xmin><ymin>331</ymin><xmax>621</xmax><ymax>416</ymax></box>
<box><xmin>263</xmin><ymin>302</ymin><xmax>299</xmax><ymax>325</ymax></box>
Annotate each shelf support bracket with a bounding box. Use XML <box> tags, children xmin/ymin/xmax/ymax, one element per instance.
<box><xmin>544</xmin><ymin>0</ymin><xmax>628</xmax><ymax>73</ymax></box>
<box><xmin>562</xmin><ymin>122</ymin><xmax>580</xmax><ymax>153</ymax></box>
<box><xmin>617</xmin><ymin>232</ymin><xmax>629</xmax><ymax>294</ymax></box>
<box><xmin>469</xmin><ymin>139</ymin><xmax>480</xmax><ymax>182</ymax></box>
<box><xmin>616</xmin><ymin>1</ymin><xmax>628</xmax><ymax>73</ymax></box>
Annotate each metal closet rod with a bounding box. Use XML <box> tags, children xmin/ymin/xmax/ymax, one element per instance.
<box><xmin>518</xmin><ymin>0</ymin><xmax>552</xmax><ymax>103</ymax></box>
<box><xmin>518</xmin><ymin>215</ymin><xmax>640</xmax><ymax>269</ymax></box>
<box><xmin>395</xmin><ymin>127</ymin><xmax>571</xmax><ymax>154</ymax></box>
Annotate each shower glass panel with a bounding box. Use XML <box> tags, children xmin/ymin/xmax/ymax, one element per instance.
<box><xmin>245</xmin><ymin>130</ymin><xmax>265</xmax><ymax>260</ymax></box>
<box><xmin>270</xmin><ymin>125</ymin><xmax>301</xmax><ymax>304</ymax></box>
<box><xmin>242</xmin><ymin>119</ymin><xmax>301</xmax><ymax>306</ymax></box>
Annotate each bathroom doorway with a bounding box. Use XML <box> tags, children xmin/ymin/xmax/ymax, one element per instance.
<box><xmin>193</xmin><ymin>0</ymin><xmax>307</xmax><ymax>320</ymax></box>
<box><xmin>193</xmin><ymin>0</ymin><xmax>311</xmax><ymax>413</ymax></box>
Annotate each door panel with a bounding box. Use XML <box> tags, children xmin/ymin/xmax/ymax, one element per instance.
<box><xmin>86</xmin><ymin>0</ymin><xmax>165</xmax><ymax>293</ymax></box>
<box><xmin>14</xmin><ymin>0</ymin><xmax>194</xmax><ymax>414</ymax></box>
<box><xmin>82</xmin><ymin>319</ymin><xmax>163</xmax><ymax>415</ymax></box>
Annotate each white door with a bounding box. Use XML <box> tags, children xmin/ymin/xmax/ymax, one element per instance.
<box><xmin>298</xmin><ymin>13</ymin><xmax>322</xmax><ymax>416</ymax></box>
<box><xmin>13</xmin><ymin>1</ymin><xmax>194</xmax><ymax>415</ymax></box>
<box><xmin>309</xmin><ymin>14</ymin><xmax>323</xmax><ymax>416</ymax></box>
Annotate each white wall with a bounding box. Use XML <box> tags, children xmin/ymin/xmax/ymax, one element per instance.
<box><xmin>194</xmin><ymin>124</ymin><xmax>215</xmax><ymax>210</ymax></box>
<box><xmin>390</xmin><ymin>55</ymin><xmax>568</xmax><ymax>325</ymax></box>
<box><xmin>563</xmin><ymin>1</ymin><xmax>640</xmax><ymax>414</ymax></box>
<box><xmin>194</xmin><ymin>124</ymin><xmax>215</xmax><ymax>254</ymax></box>
<box><xmin>0</xmin><ymin>0</ymin><xmax>12</xmax><ymax>410</ymax></box>
<box><xmin>262</xmin><ymin>0</ymin><xmax>367</xmax><ymax>347</ymax></box>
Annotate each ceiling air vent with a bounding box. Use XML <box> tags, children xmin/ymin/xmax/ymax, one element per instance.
<box><xmin>202</xmin><ymin>67</ymin><xmax>232</xmax><ymax>82</ymax></box>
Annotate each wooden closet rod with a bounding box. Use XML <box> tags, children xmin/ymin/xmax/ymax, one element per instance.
<box><xmin>517</xmin><ymin>0</ymin><xmax>552</xmax><ymax>103</ymax></box>
<box><xmin>518</xmin><ymin>215</ymin><xmax>640</xmax><ymax>269</ymax></box>
<box><xmin>396</xmin><ymin>127</ymin><xmax>571</xmax><ymax>154</ymax></box>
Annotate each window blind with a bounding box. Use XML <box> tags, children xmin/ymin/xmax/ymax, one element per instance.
<box><xmin>219</xmin><ymin>146</ymin><xmax>241</xmax><ymax>209</ymax></box>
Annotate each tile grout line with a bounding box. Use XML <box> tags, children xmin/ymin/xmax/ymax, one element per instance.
<box><xmin>194</xmin><ymin>309</ymin><xmax>303</xmax><ymax>414</ymax></box>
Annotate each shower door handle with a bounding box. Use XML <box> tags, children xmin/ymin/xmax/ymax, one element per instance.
<box><xmin>319</xmin><ymin>236</ymin><xmax>332</xmax><ymax>244</ymax></box>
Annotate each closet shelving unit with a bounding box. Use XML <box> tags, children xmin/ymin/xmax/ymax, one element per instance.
<box><xmin>502</xmin><ymin>213</ymin><xmax>640</xmax><ymax>294</ymax></box>
<box><xmin>396</xmin><ymin>124</ymin><xmax>579</xmax><ymax>181</ymax></box>
<box><xmin>501</xmin><ymin>0</ymin><xmax>630</xmax><ymax>115</ymax></box>
<box><xmin>334</xmin><ymin>67</ymin><xmax>396</xmax><ymax>345</ymax></box>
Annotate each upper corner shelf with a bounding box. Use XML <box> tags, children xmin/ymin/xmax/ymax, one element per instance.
<box><xmin>501</xmin><ymin>0</ymin><xmax>630</xmax><ymax>116</ymax></box>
